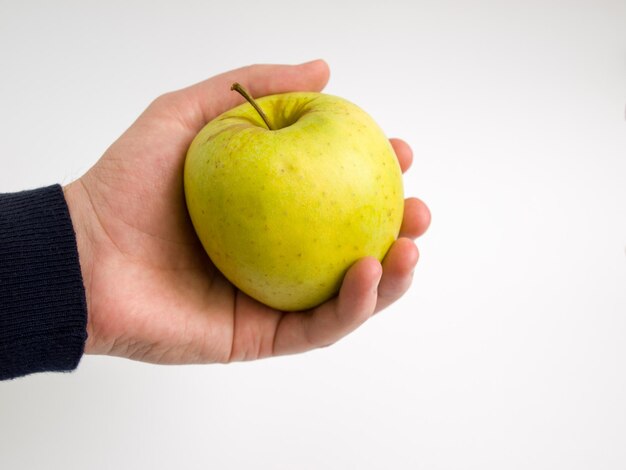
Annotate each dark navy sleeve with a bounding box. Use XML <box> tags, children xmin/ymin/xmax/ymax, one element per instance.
<box><xmin>0</xmin><ymin>185</ymin><xmax>88</xmax><ymax>380</ymax></box>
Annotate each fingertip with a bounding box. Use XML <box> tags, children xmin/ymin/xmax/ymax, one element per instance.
<box><xmin>390</xmin><ymin>237</ymin><xmax>419</xmax><ymax>269</ymax></box>
<box><xmin>390</xmin><ymin>138</ymin><xmax>413</xmax><ymax>173</ymax></box>
<box><xmin>294</xmin><ymin>59</ymin><xmax>330</xmax><ymax>91</ymax></box>
<box><xmin>299</xmin><ymin>58</ymin><xmax>329</xmax><ymax>70</ymax></box>
<box><xmin>343</xmin><ymin>256</ymin><xmax>383</xmax><ymax>292</ymax></box>
<box><xmin>400</xmin><ymin>197</ymin><xmax>431</xmax><ymax>239</ymax></box>
<box><xmin>404</xmin><ymin>238</ymin><xmax>420</xmax><ymax>268</ymax></box>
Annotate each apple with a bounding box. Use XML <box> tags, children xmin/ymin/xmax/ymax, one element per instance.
<box><xmin>184</xmin><ymin>83</ymin><xmax>404</xmax><ymax>311</ymax></box>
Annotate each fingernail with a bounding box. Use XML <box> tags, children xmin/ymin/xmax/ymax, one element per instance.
<box><xmin>299</xmin><ymin>58</ymin><xmax>324</xmax><ymax>66</ymax></box>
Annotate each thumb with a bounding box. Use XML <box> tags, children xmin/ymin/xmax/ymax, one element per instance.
<box><xmin>149</xmin><ymin>60</ymin><xmax>330</xmax><ymax>133</ymax></box>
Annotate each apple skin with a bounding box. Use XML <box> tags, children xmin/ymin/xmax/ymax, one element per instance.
<box><xmin>184</xmin><ymin>92</ymin><xmax>403</xmax><ymax>311</ymax></box>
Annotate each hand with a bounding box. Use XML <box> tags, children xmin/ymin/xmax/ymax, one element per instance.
<box><xmin>63</xmin><ymin>60</ymin><xmax>431</xmax><ymax>364</ymax></box>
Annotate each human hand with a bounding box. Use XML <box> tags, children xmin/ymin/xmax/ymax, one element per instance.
<box><xmin>63</xmin><ymin>60</ymin><xmax>431</xmax><ymax>364</ymax></box>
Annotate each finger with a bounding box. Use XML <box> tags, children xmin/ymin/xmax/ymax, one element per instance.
<box><xmin>272</xmin><ymin>257</ymin><xmax>382</xmax><ymax>356</ymax></box>
<box><xmin>390</xmin><ymin>138</ymin><xmax>413</xmax><ymax>173</ymax></box>
<box><xmin>400</xmin><ymin>197</ymin><xmax>432</xmax><ymax>239</ymax></box>
<box><xmin>162</xmin><ymin>60</ymin><xmax>331</xmax><ymax>132</ymax></box>
<box><xmin>375</xmin><ymin>238</ymin><xmax>419</xmax><ymax>313</ymax></box>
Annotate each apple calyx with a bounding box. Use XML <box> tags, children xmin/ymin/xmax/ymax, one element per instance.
<box><xmin>231</xmin><ymin>82</ymin><xmax>274</xmax><ymax>131</ymax></box>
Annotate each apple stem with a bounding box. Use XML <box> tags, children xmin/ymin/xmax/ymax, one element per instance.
<box><xmin>231</xmin><ymin>82</ymin><xmax>274</xmax><ymax>131</ymax></box>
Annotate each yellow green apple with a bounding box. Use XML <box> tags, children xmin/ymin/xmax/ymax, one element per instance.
<box><xmin>184</xmin><ymin>84</ymin><xmax>403</xmax><ymax>311</ymax></box>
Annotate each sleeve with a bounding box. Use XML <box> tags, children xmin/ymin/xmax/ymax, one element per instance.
<box><xmin>0</xmin><ymin>184</ymin><xmax>88</xmax><ymax>380</ymax></box>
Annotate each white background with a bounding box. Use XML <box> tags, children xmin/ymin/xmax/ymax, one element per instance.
<box><xmin>1</xmin><ymin>1</ymin><xmax>625</xmax><ymax>469</ymax></box>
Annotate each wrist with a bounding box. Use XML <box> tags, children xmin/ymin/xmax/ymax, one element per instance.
<box><xmin>63</xmin><ymin>180</ymin><xmax>96</xmax><ymax>351</ymax></box>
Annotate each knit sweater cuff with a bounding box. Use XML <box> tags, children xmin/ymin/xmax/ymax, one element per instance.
<box><xmin>0</xmin><ymin>185</ymin><xmax>88</xmax><ymax>380</ymax></box>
